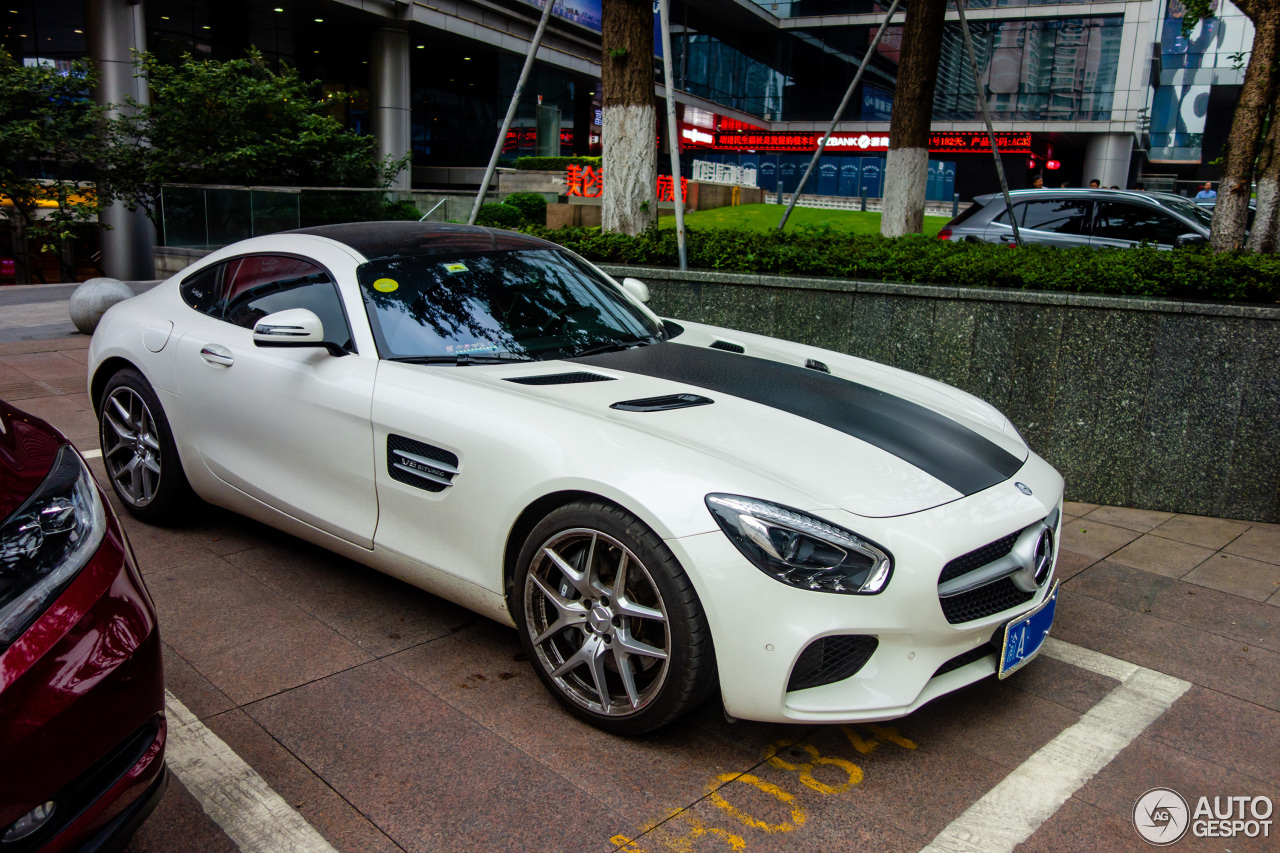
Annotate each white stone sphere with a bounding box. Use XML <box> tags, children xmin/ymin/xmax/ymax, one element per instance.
<box><xmin>69</xmin><ymin>278</ymin><xmax>135</xmax><ymax>335</ymax></box>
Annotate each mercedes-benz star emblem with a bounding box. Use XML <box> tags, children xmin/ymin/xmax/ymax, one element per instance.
<box><xmin>1033</xmin><ymin>528</ymin><xmax>1054</xmax><ymax>584</ymax></box>
<box><xmin>1015</xmin><ymin>482</ymin><xmax>1033</xmax><ymax>496</ymax></box>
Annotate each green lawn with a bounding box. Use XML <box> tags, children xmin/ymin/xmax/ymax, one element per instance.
<box><xmin>657</xmin><ymin>203</ymin><xmax>951</xmax><ymax>236</ymax></box>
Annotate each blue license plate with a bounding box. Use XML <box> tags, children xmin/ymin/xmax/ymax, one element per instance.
<box><xmin>998</xmin><ymin>582</ymin><xmax>1058</xmax><ymax>679</ymax></box>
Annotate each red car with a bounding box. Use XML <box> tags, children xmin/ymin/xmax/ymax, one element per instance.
<box><xmin>0</xmin><ymin>400</ymin><xmax>166</xmax><ymax>851</ymax></box>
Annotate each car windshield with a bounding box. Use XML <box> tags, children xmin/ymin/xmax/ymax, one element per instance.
<box><xmin>1160</xmin><ymin>197</ymin><xmax>1213</xmax><ymax>229</ymax></box>
<box><xmin>357</xmin><ymin>248</ymin><xmax>665</xmax><ymax>361</ymax></box>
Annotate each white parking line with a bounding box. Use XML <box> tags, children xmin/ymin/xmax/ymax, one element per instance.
<box><xmin>918</xmin><ymin>639</ymin><xmax>1191</xmax><ymax>853</ymax></box>
<box><xmin>164</xmin><ymin>691</ymin><xmax>339</xmax><ymax>853</ymax></box>
<box><xmin>81</xmin><ymin>449</ymin><xmax>102</xmax><ymax>459</ymax></box>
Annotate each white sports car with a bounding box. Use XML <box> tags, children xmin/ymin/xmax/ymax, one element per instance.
<box><xmin>88</xmin><ymin>222</ymin><xmax>1064</xmax><ymax>733</ymax></box>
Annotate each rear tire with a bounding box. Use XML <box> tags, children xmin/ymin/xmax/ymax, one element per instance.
<box><xmin>98</xmin><ymin>368</ymin><xmax>194</xmax><ymax>525</ymax></box>
<box><xmin>514</xmin><ymin>500</ymin><xmax>716</xmax><ymax>734</ymax></box>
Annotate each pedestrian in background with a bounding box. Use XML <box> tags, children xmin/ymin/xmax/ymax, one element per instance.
<box><xmin>1196</xmin><ymin>182</ymin><xmax>1217</xmax><ymax>199</ymax></box>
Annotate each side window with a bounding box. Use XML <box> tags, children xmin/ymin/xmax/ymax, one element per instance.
<box><xmin>1094</xmin><ymin>203</ymin><xmax>1187</xmax><ymax>245</ymax></box>
<box><xmin>179</xmin><ymin>262</ymin><xmax>231</xmax><ymax>317</ymax></box>
<box><xmin>223</xmin><ymin>255</ymin><xmax>354</xmax><ymax>352</ymax></box>
<box><xmin>1018</xmin><ymin>200</ymin><xmax>1091</xmax><ymax>234</ymax></box>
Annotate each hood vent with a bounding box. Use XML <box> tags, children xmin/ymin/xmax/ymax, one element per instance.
<box><xmin>805</xmin><ymin>359</ymin><xmax>830</xmax><ymax>374</ymax></box>
<box><xmin>709</xmin><ymin>340</ymin><xmax>745</xmax><ymax>354</ymax></box>
<box><xmin>611</xmin><ymin>393</ymin><xmax>714</xmax><ymax>413</ymax></box>
<box><xmin>505</xmin><ymin>372</ymin><xmax>615</xmax><ymax>386</ymax></box>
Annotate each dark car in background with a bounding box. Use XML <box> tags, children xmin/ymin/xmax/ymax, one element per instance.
<box><xmin>938</xmin><ymin>189</ymin><xmax>1214</xmax><ymax>249</ymax></box>
<box><xmin>0</xmin><ymin>401</ymin><xmax>166</xmax><ymax>851</ymax></box>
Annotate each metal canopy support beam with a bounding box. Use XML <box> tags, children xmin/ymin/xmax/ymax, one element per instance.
<box><xmin>777</xmin><ymin>0</ymin><xmax>902</xmax><ymax>231</ymax></box>
<box><xmin>659</xmin><ymin>0</ymin><xmax>687</xmax><ymax>270</ymax></box>
<box><xmin>954</xmin><ymin>0</ymin><xmax>1022</xmax><ymax>247</ymax></box>
<box><xmin>468</xmin><ymin>0</ymin><xmax>558</xmax><ymax>225</ymax></box>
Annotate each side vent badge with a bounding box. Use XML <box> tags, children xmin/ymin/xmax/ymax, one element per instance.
<box><xmin>388</xmin><ymin>435</ymin><xmax>459</xmax><ymax>493</ymax></box>
<box><xmin>1015</xmin><ymin>482</ymin><xmax>1033</xmax><ymax>496</ymax></box>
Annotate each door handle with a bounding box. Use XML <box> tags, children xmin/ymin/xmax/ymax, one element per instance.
<box><xmin>199</xmin><ymin>344</ymin><xmax>234</xmax><ymax>367</ymax></box>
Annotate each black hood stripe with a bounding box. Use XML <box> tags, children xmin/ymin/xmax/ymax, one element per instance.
<box><xmin>571</xmin><ymin>342</ymin><xmax>1023</xmax><ymax>496</ymax></box>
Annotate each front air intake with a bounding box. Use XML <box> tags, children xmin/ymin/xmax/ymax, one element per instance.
<box><xmin>787</xmin><ymin>635</ymin><xmax>878</xmax><ymax>691</ymax></box>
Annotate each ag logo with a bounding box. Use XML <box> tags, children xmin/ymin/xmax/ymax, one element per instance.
<box><xmin>1134</xmin><ymin>788</ymin><xmax>1190</xmax><ymax>845</ymax></box>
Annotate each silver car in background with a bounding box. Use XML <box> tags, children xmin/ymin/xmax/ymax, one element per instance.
<box><xmin>938</xmin><ymin>189</ymin><xmax>1213</xmax><ymax>249</ymax></box>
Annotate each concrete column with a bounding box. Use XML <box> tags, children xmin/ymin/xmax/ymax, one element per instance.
<box><xmin>1082</xmin><ymin>133</ymin><xmax>1135</xmax><ymax>190</ymax></box>
<box><xmin>86</xmin><ymin>0</ymin><xmax>156</xmax><ymax>281</ymax></box>
<box><xmin>371</xmin><ymin>28</ymin><xmax>412</xmax><ymax>190</ymax></box>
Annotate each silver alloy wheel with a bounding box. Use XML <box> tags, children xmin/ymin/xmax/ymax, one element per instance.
<box><xmin>524</xmin><ymin>528</ymin><xmax>671</xmax><ymax>716</ymax></box>
<box><xmin>101</xmin><ymin>387</ymin><xmax>163</xmax><ymax>507</ymax></box>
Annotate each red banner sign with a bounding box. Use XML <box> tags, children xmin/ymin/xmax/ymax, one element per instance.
<box><xmin>709</xmin><ymin>130</ymin><xmax>1033</xmax><ymax>155</ymax></box>
<box><xmin>566</xmin><ymin>166</ymin><xmax>687</xmax><ymax>202</ymax></box>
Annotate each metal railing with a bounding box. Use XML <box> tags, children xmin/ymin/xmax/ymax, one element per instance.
<box><xmin>159</xmin><ymin>185</ymin><xmax>481</xmax><ymax>250</ymax></box>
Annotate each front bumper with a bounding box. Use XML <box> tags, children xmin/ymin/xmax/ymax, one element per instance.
<box><xmin>669</xmin><ymin>455</ymin><xmax>1064</xmax><ymax>724</ymax></box>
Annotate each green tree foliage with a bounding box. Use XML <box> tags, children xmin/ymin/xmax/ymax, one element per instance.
<box><xmin>0</xmin><ymin>50</ymin><xmax>106</xmax><ymax>281</ymax></box>
<box><xmin>503</xmin><ymin>192</ymin><xmax>549</xmax><ymax>224</ymax></box>
<box><xmin>106</xmin><ymin>48</ymin><xmax>408</xmax><ymax>229</ymax></box>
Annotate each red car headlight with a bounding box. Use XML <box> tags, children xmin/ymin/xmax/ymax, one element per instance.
<box><xmin>0</xmin><ymin>446</ymin><xmax>106</xmax><ymax>646</ymax></box>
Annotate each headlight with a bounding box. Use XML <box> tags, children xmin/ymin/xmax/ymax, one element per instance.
<box><xmin>0</xmin><ymin>445</ymin><xmax>106</xmax><ymax>646</ymax></box>
<box><xmin>705</xmin><ymin>494</ymin><xmax>892</xmax><ymax>594</ymax></box>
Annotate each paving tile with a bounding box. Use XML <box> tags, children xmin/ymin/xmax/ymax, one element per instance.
<box><xmin>878</xmin><ymin>675</ymin><xmax>1081</xmax><ymax>772</ymax></box>
<box><xmin>62</xmin><ymin>348</ymin><xmax>89</xmax><ymax>365</ymax></box>
<box><xmin>1068</xmin><ymin>561</ymin><xmax>1280</xmax><ymax>655</ymax></box>
<box><xmin>999</xmin><ymin>654</ymin><xmax>1119</xmax><ymax>714</ymax></box>
<box><xmin>1224</xmin><ymin>526</ymin><xmax>1280</xmax><ymax>566</ymax></box>
<box><xmin>147</xmin><ymin>558</ymin><xmax>372</xmax><ymax>705</ymax></box>
<box><xmin>0</xmin><ymin>335</ymin><xmax>88</xmax><ymax>356</ymax></box>
<box><xmin>1075</xmin><ymin>733</ymin><xmax>1280</xmax><ymax>853</ymax></box>
<box><xmin>1146</xmin><ymin>686</ymin><xmax>1280</xmax><ymax>788</ymax></box>
<box><xmin>247</xmin><ymin>662</ymin><xmax>628</xmax><ymax>853</ymax></box>
<box><xmin>1107</xmin><ymin>534</ymin><xmax>1215</xmax><ymax>580</ymax></box>
<box><xmin>384</xmin><ymin>622</ymin><xmax>774</xmax><ymax>824</ymax></box>
<box><xmin>123</xmin><ymin>775</ymin><xmax>238</xmax><ymax>853</ymax></box>
<box><xmin>1013</xmin><ymin>796</ymin><xmax>1144</xmax><ymax>853</ymax></box>
<box><xmin>1053</xmin><ymin>548</ymin><xmax>1096</xmax><ymax>583</ymax></box>
<box><xmin>1062</xmin><ymin>500</ymin><xmax>1100</xmax><ymax>517</ymax></box>
<box><xmin>162</xmin><ymin>642</ymin><xmax>236</xmax><ymax>720</ymax></box>
<box><xmin>1060</xmin><ymin>519</ymin><xmax>1142</xmax><ymax>561</ymax></box>
<box><xmin>1184</xmin><ymin>553</ymin><xmax>1280</xmax><ymax>602</ymax></box>
<box><xmin>116</xmin><ymin>515</ymin><xmax>225</xmax><ymax>574</ymax></box>
<box><xmin>1152</xmin><ymin>514</ymin><xmax>1251</xmax><ymax>550</ymax></box>
<box><xmin>203</xmin><ymin>709</ymin><xmax>403</xmax><ymax>853</ymax></box>
<box><xmin>226</xmin><ymin>539</ymin><xmax>470</xmax><ymax>657</ymax></box>
<box><xmin>0</xmin><ymin>350</ymin><xmax>88</xmax><ymax>380</ymax></box>
<box><xmin>1082</xmin><ymin>505</ymin><xmax>1176</xmax><ymax>533</ymax></box>
<box><xmin>1053</xmin><ymin>593</ymin><xmax>1280</xmax><ymax>712</ymax></box>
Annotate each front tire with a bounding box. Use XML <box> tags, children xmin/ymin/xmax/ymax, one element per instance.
<box><xmin>514</xmin><ymin>501</ymin><xmax>716</xmax><ymax>734</ymax></box>
<box><xmin>98</xmin><ymin>368</ymin><xmax>194</xmax><ymax>525</ymax></box>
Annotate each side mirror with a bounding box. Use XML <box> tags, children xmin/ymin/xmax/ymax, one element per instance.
<box><xmin>621</xmin><ymin>277</ymin><xmax>650</xmax><ymax>303</ymax></box>
<box><xmin>253</xmin><ymin>309</ymin><xmax>345</xmax><ymax>356</ymax></box>
<box><xmin>1175</xmin><ymin>233</ymin><xmax>1206</xmax><ymax>247</ymax></box>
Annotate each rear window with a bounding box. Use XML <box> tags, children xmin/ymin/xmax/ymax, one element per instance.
<box><xmin>945</xmin><ymin>203</ymin><xmax>984</xmax><ymax>228</ymax></box>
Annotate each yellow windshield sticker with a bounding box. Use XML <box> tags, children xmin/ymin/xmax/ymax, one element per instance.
<box><xmin>373</xmin><ymin>278</ymin><xmax>399</xmax><ymax>292</ymax></box>
<box><xmin>444</xmin><ymin>262</ymin><xmax>469</xmax><ymax>273</ymax></box>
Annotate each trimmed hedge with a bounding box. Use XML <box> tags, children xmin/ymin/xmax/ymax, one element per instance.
<box><xmin>504</xmin><ymin>192</ymin><xmax>548</xmax><ymax>224</ymax></box>
<box><xmin>525</xmin><ymin>225</ymin><xmax>1279</xmax><ymax>303</ymax></box>
<box><xmin>514</xmin><ymin>156</ymin><xmax>601</xmax><ymax>171</ymax></box>
<box><xmin>475</xmin><ymin>203</ymin><xmax>525</xmax><ymax>229</ymax></box>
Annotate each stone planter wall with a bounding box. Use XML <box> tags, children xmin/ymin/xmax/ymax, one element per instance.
<box><xmin>600</xmin><ymin>264</ymin><xmax>1280</xmax><ymax>523</ymax></box>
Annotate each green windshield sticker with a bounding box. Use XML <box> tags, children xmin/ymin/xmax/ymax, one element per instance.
<box><xmin>373</xmin><ymin>278</ymin><xmax>399</xmax><ymax>292</ymax></box>
<box><xmin>443</xmin><ymin>263</ymin><xmax>469</xmax><ymax>273</ymax></box>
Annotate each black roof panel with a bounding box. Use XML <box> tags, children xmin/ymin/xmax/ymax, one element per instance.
<box><xmin>287</xmin><ymin>221</ymin><xmax>558</xmax><ymax>260</ymax></box>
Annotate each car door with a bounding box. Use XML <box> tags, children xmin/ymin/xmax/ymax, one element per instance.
<box><xmin>985</xmin><ymin>198</ymin><xmax>1093</xmax><ymax>248</ymax></box>
<box><xmin>1090</xmin><ymin>202</ymin><xmax>1191</xmax><ymax>249</ymax></box>
<box><xmin>173</xmin><ymin>251</ymin><xmax>379</xmax><ymax>547</ymax></box>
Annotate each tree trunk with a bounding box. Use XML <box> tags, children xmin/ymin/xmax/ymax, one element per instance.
<box><xmin>882</xmin><ymin>0</ymin><xmax>947</xmax><ymax>238</ymax></box>
<box><xmin>601</xmin><ymin>0</ymin><xmax>657</xmax><ymax>235</ymax></box>
<box><xmin>1211</xmin><ymin>7</ymin><xmax>1279</xmax><ymax>251</ymax></box>
<box><xmin>1246</xmin><ymin>105</ymin><xmax>1280</xmax><ymax>252</ymax></box>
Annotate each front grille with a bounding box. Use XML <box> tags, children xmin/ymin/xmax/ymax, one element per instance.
<box><xmin>933</xmin><ymin>640</ymin><xmax>999</xmax><ymax>678</ymax></box>
<box><xmin>940</xmin><ymin>578</ymin><xmax>1035</xmax><ymax>625</ymax></box>
<box><xmin>787</xmin><ymin>635</ymin><xmax>878</xmax><ymax>691</ymax></box>
<box><xmin>938</xmin><ymin>530</ymin><xmax>1021</xmax><ymax>585</ymax></box>
<box><xmin>505</xmin><ymin>372</ymin><xmax>614</xmax><ymax>385</ymax></box>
